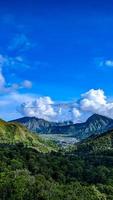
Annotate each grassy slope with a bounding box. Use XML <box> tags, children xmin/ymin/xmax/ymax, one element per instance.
<box><xmin>76</xmin><ymin>129</ymin><xmax>113</xmax><ymax>154</ymax></box>
<box><xmin>0</xmin><ymin>120</ymin><xmax>57</xmax><ymax>153</ymax></box>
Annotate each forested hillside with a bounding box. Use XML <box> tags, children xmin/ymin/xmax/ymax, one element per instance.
<box><xmin>0</xmin><ymin>120</ymin><xmax>56</xmax><ymax>153</ymax></box>
<box><xmin>1</xmin><ymin>129</ymin><xmax>113</xmax><ymax>199</ymax></box>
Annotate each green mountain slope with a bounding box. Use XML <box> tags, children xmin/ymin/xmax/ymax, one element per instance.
<box><xmin>0</xmin><ymin>120</ymin><xmax>56</xmax><ymax>153</ymax></box>
<box><xmin>76</xmin><ymin>129</ymin><xmax>113</xmax><ymax>154</ymax></box>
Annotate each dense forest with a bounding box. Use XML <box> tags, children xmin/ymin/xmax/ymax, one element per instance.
<box><xmin>1</xmin><ymin>142</ymin><xmax>113</xmax><ymax>200</ymax></box>
<box><xmin>1</xmin><ymin>121</ymin><xmax>113</xmax><ymax>199</ymax></box>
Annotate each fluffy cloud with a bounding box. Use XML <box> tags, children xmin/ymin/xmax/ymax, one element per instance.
<box><xmin>17</xmin><ymin>89</ymin><xmax>113</xmax><ymax>122</ymax></box>
<box><xmin>15</xmin><ymin>95</ymin><xmax>81</xmax><ymax>122</ymax></box>
<box><xmin>17</xmin><ymin>95</ymin><xmax>84</xmax><ymax>122</ymax></box>
<box><xmin>18</xmin><ymin>97</ymin><xmax>56</xmax><ymax>121</ymax></box>
<box><xmin>79</xmin><ymin>89</ymin><xmax>113</xmax><ymax>119</ymax></box>
<box><xmin>100</xmin><ymin>59</ymin><xmax>113</xmax><ymax>67</ymax></box>
<box><xmin>1</xmin><ymin>89</ymin><xmax>113</xmax><ymax>122</ymax></box>
<box><xmin>0</xmin><ymin>92</ymin><xmax>36</xmax><ymax>120</ymax></box>
<box><xmin>105</xmin><ymin>60</ymin><xmax>113</xmax><ymax>67</ymax></box>
<box><xmin>80</xmin><ymin>89</ymin><xmax>106</xmax><ymax>111</ymax></box>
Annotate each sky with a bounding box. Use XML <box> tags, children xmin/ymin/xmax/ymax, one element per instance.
<box><xmin>1</xmin><ymin>0</ymin><xmax>113</xmax><ymax>121</ymax></box>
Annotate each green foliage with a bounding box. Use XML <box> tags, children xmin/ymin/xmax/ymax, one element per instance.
<box><xmin>1</xmin><ymin>143</ymin><xmax>113</xmax><ymax>199</ymax></box>
<box><xmin>2</xmin><ymin>125</ymin><xmax>113</xmax><ymax>199</ymax></box>
<box><xmin>0</xmin><ymin>121</ymin><xmax>57</xmax><ymax>153</ymax></box>
<box><xmin>75</xmin><ymin>130</ymin><xmax>113</xmax><ymax>154</ymax></box>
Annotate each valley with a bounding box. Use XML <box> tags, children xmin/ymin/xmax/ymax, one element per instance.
<box><xmin>39</xmin><ymin>134</ymin><xmax>79</xmax><ymax>147</ymax></box>
<box><xmin>11</xmin><ymin>113</ymin><xmax>113</xmax><ymax>146</ymax></box>
<box><xmin>1</xmin><ymin>114</ymin><xmax>113</xmax><ymax>199</ymax></box>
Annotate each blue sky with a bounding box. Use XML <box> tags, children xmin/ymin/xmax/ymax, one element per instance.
<box><xmin>1</xmin><ymin>0</ymin><xmax>113</xmax><ymax>121</ymax></box>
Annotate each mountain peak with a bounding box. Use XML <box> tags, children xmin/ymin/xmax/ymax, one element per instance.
<box><xmin>90</xmin><ymin>113</ymin><xmax>102</xmax><ymax>117</ymax></box>
<box><xmin>87</xmin><ymin>113</ymin><xmax>112</xmax><ymax>122</ymax></box>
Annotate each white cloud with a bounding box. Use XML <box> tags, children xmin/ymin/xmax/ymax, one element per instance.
<box><xmin>0</xmin><ymin>54</ymin><xmax>32</xmax><ymax>93</ymax></box>
<box><xmin>22</xmin><ymin>80</ymin><xmax>32</xmax><ymax>89</ymax></box>
<box><xmin>80</xmin><ymin>89</ymin><xmax>106</xmax><ymax>111</ymax></box>
<box><xmin>105</xmin><ymin>60</ymin><xmax>113</xmax><ymax>67</ymax></box>
<box><xmin>0</xmin><ymin>69</ymin><xmax>5</xmax><ymax>88</ymax></box>
<box><xmin>79</xmin><ymin>89</ymin><xmax>113</xmax><ymax>119</ymax></box>
<box><xmin>99</xmin><ymin>59</ymin><xmax>113</xmax><ymax>67</ymax></box>
<box><xmin>0</xmin><ymin>33</ymin><xmax>33</xmax><ymax>94</ymax></box>
<box><xmin>4</xmin><ymin>55</ymin><xmax>30</xmax><ymax>70</ymax></box>
<box><xmin>18</xmin><ymin>96</ymin><xmax>82</xmax><ymax>122</ymax></box>
<box><xmin>0</xmin><ymin>92</ymin><xmax>36</xmax><ymax>120</ymax></box>
<box><xmin>1</xmin><ymin>89</ymin><xmax>113</xmax><ymax>122</ymax></box>
<box><xmin>18</xmin><ymin>96</ymin><xmax>56</xmax><ymax>121</ymax></box>
<box><xmin>17</xmin><ymin>89</ymin><xmax>113</xmax><ymax>122</ymax></box>
<box><xmin>73</xmin><ymin>108</ymin><xmax>81</xmax><ymax>118</ymax></box>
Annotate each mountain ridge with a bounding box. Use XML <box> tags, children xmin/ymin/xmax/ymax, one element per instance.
<box><xmin>10</xmin><ymin>114</ymin><xmax>113</xmax><ymax>140</ymax></box>
<box><xmin>0</xmin><ymin>120</ymin><xmax>56</xmax><ymax>152</ymax></box>
<box><xmin>75</xmin><ymin>128</ymin><xmax>113</xmax><ymax>154</ymax></box>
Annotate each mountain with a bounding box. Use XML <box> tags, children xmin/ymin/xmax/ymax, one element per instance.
<box><xmin>54</xmin><ymin>113</ymin><xmax>113</xmax><ymax>140</ymax></box>
<box><xmin>10</xmin><ymin>117</ymin><xmax>73</xmax><ymax>134</ymax></box>
<box><xmin>0</xmin><ymin>119</ymin><xmax>56</xmax><ymax>152</ymax></box>
<box><xmin>75</xmin><ymin>128</ymin><xmax>113</xmax><ymax>154</ymax></box>
<box><xmin>11</xmin><ymin>114</ymin><xmax>113</xmax><ymax>140</ymax></box>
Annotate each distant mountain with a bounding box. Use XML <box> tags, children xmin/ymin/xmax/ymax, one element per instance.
<box><xmin>0</xmin><ymin>119</ymin><xmax>56</xmax><ymax>152</ymax></box>
<box><xmin>11</xmin><ymin>114</ymin><xmax>113</xmax><ymax>140</ymax></box>
<box><xmin>54</xmin><ymin>114</ymin><xmax>113</xmax><ymax>140</ymax></box>
<box><xmin>10</xmin><ymin>117</ymin><xmax>73</xmax><ymax>134</ymax></box>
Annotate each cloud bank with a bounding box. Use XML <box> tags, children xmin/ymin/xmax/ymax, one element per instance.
<box><xmin>15</xmin><ymin>89</ymin><xmax>113</xmax><ymax>122</ymax></box>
